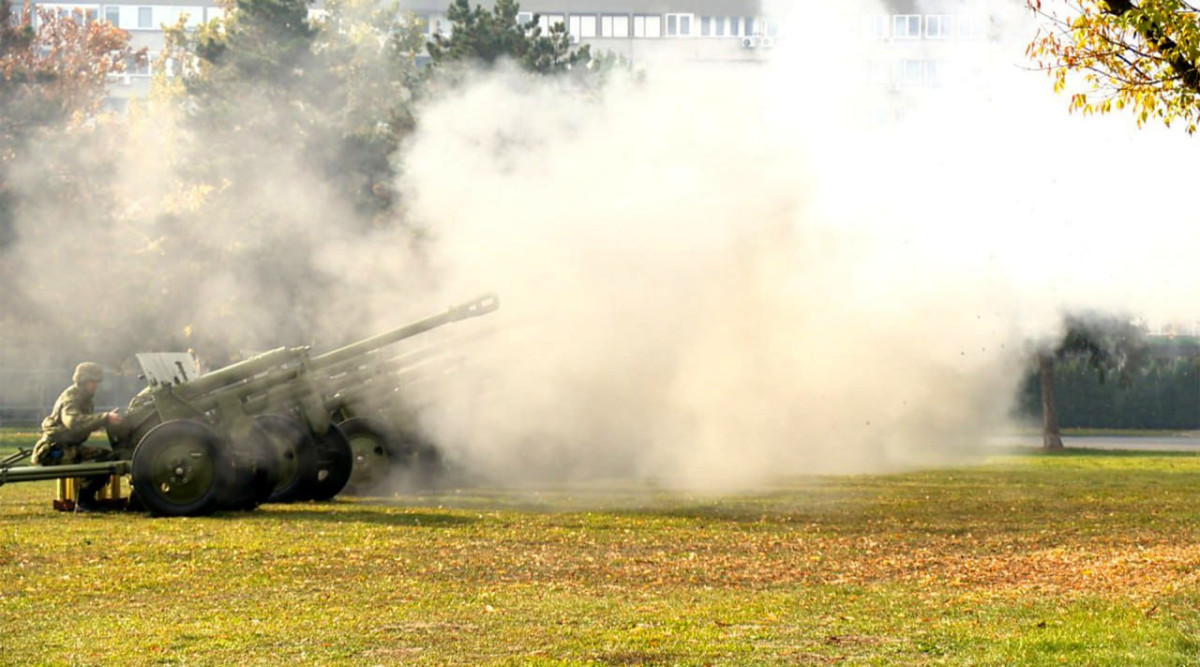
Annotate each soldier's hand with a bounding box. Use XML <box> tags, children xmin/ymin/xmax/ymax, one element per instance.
<box><xmin>106</xmin><ymin>410</ymin><xmax>123</xmax><ymax>426</ymax></box>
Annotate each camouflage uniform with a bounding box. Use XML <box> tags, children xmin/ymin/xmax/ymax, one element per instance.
<box><xmin>31</xmin><ymin>384</ymin><xmax>113</xmax><ymax>466</ymax></box>
<box><xmin>32</xmin><ymin>363</ymin><xmax>115</xmax><ymax>510</ymax></box>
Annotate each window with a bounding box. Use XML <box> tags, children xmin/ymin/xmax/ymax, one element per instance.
<box><xmin>632</xmin><ymin>14</ymin><xmax>660</xmax><ymax>38</ymax></box>
<box><xmin>864</xmin><ymin>15</ymin><xmax>887</xmax><ymax>40</ymax></box>
<box><xmin>925</xmin><ymin>15</ymin><xmax>951</xmax><ymax>39</ymax></box>
<box><xmin>600</xmin><ymin>14</ymin><xmax>628</xmax><ymax>37</ymax></box>
<box><xmin>665</xmin><ymin>13</ymin><xmax>692</xmax><ymax>37</ymax></box>
<box><xmin>742</xmin><ymin>17</ymin><xmax>755</xmax><ymax>36</ymax></box>
<box><xmin>129</xmin><ymin>54</ymin><xmax>149</xmax><ymax>76</ymax></box>
<box><xmin>956</xmin><ymin>14</ymin><xmax>985</xmax><ymax>39</ymax></box>
<box><xmin>925</xmin><ymin>60</ymin><xmax>942</xmax><ymax>86</ymax></box>
<box><xmin>137</xmin><ymin>6</ymin><xmax>151</xmax><ymax>28</ymax></box>
<box><xmin>765</xmin><ymin>19</ymin><xmax>779</xmax><ymax>37</ymax></box>
<box><xmin>700</xmin><ymin>16</ymin><xmax>711</xmax><ymax>36</ymax></box>
<box><xmin>899</xmin><ymin>59</ymin><xmax>924</xmax><ymax>85</ymax></box>
<box><xmin>728</xmin><ymin>16</ymin><xmax>739</xmax><ymax>36</ymax></box>
<box><xmin>864</xmin><ymin>59</ymin><xmax>888</xmax><ymax>85</ymax></box>
<box><xmin>568</xmin><ymin>15</ymin><xmax>597</xmax><ymax>39</ymax></box>
<box><xmin>538</xmin><ymin>14</ymin><xmax>565</xmax><ymax>32</ymax></box>
<box><xmin>715</xmin><ymin>16</ymin><xmax>725</xmax><ymax>36</ymax></box>
<box><xmin>893</xmin><ymin>15</ymin><xmax>920</xmax><ymax>39</ymax></box>
<box><xmin>517</xmin><ymin>12</ymin><xmax>532</xmax><ymax>27</ymax></box>
<box><xmin>104</xmin><ymin>5</ymin><xmax>119</xmax><ymax>25</ymax></box>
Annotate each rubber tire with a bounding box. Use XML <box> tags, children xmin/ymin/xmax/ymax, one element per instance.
<box><xmin>131</xmin><ymin>419</ymin><xmax>227</xmax><ymax>517</ymax></box>
<box><xmin>308</xmin><ymin>422</ymin><xmax>354</xmax><ymax>501</ymax></box>
<box><xmin>254</xmin><ymin>414</ymin><xmax>318</xmax><ymax>503</ymax></box>
<box><xmin>336</xmin><ymin>417</ymin><xmax>394</xmax><ymax>496</ymax></box>
<box><xmin>219</xmin><ymin>422</ymin><xmax>281</xmax><ymax>511</ymax></box>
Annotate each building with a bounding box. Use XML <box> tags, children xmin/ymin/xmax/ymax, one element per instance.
<box><xmin>27</xmin><ymin>0</ymin><xmax>788</xmax><ymax>108</ymax></box>
<box><xmin>24</xmin><ymin>0</ymin><xmax>1002</xmax><ymax>107</ymax></box>
<box><xmin>31</xmin><ymin>0</ymin><xmax>223</xmax><ymax>106</ymax></box>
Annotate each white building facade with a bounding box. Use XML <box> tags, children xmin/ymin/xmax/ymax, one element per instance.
<box><xmin>24</xmin><ymin>0</ymin><xmax>998</xmax><ymax>106</ymax></box>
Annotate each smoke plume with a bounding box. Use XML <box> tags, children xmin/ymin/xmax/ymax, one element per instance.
<box><xmin>2</xmin><ymin>0</ymin><xmax>1196</xmax><ymax>490</ymax></box>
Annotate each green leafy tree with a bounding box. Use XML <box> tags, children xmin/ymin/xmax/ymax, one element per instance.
<box><xmin>140</xmin><ymin>0</ymin><xmax>428</xmax><ymax>355</ymax></box>
<box><xmin>161</xmin><ymin>0</ymin><xmax>424</xmax><ymax>223</ymax></box>
<box><xmin>1027</xmin><ymin>0</ymin><xmax>1200</xmax><ymax>132</ymax></box>
<box><xmin>427</xmin><ymin>0</ymin><xmax>591</xmax><ymax>74</ymax></box>
<box><xmin>1036</xmin><ymin>312</ymin><xmax>1147</xmax><ymax>449</ymax></box>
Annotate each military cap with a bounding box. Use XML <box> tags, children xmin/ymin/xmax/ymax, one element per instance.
<box><xmin>73</xmin><ymin>362</ymin><xmax>104</xmax><ymax>384</ymax></box>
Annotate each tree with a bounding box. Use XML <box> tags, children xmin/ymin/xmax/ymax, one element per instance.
<box><xmin>135</xmin><ymin>0</ymin><xmax>430</xmax><ymax>357</ymax></box>
<box><xmin>1027</xmin><ymin>0</ymin><xmax>1200</xmax><ymax>132</ymax></box>
<box><xmin>0</xmin><ymin>0</ymin><xmax>137</xmax><ymax>246</ymax></box>
<box><xmin>1036</xmin><ymin>312</ymin><xmax>1147</xmax><ymax>449</ymax></box>
<box><xmin>159</xmin><ymin>0</ymin><xmax>425</xmax><ymax>224</ymax></box>
<box><xmin>426</xmin><ymin>0</ymin><xmax>592</xmax><ymax>75</ymax></box>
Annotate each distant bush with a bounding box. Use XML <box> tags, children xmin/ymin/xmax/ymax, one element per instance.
<box><xmin>1017</xmin><ymin>354</ymin><xmax>1200</xmax><ymax>429</ymax></box>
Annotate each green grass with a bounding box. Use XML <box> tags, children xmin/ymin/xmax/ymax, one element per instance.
<box><xmin>3</xmin><ymin>431</ymin><xmax>1200</xmax><ymax>665</ymax></box>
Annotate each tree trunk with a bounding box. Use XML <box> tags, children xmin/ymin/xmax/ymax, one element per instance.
<box><xmin>1039</xmin><ymin>352</ymin><xmax>1064</xmax><ymax>450</ymax></box>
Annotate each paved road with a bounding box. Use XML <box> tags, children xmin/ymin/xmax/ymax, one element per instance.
<box><xmin>993</xmin><ymin>435</ymin><xmax>1200</xmax><ymax>452</ymax></box>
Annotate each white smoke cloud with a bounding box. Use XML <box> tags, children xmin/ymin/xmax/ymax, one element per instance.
<box><xmin>395</xmin><ymin>1</ymin><xmax>1199</xmax><ymax>489</ymax></box>
<box><xmin>3</xmin><ymin>0</ymin><xmax>1193</xmax><ymax>491</ymax></box>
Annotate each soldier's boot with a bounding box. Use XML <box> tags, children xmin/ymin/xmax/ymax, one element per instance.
<box><xmin>75</xmin><ymin>475</ymin><xmax>108</xmax><ymax>513</ymax></box>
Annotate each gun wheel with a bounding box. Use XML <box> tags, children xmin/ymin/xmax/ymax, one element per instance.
<box><xmin>131</xmin><ymin>419</ymin><xmax>227</xmax><ymax>517</ymax></box>
<box><xmin>337</xmin><ymin>417</ymin><xmax>393</xmax><ymax>495</ymax></box>
<box><xmin>220</xmin><ymin>421</ymin><xmax>281</xmax><ymax>511</ymax></box>
<box><xmin>254</xmin><ymin>414</ymin><xmax>317</xmax><ymax>503</ymax></box>
<box><xmin>309</xmin><ymin>422</ymin><xmax>353</xmax><ymax>501</ymax></box>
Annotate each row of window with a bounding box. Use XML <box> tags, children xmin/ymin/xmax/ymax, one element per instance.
<box><xmin>862</xmin><ymin>58</ymin><xmax>947</xmax><ymax>87</ymax></box>
<box><xmin>41</xmin><ymin>4</ymin><xmax>787</xmax><ymax>41</ymax></box>
<box><xmin>420</xmin><ymin>12</ymin><xmax>780</xmax><ymax>40</ymax></box>
<box><xmin>37</xmin><ymin>3</ymin><xmax>219</xmax><ymax>29</ymax></box>
<box><xmin>865</xmin><ymin>14</ymin><xmax>987</xmax><ymax>41</ymax></box>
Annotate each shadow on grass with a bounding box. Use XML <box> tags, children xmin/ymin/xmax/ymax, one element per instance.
<box><xmin>1036</xmin><ymin>447</ymin><xmax>1200</xmax><ymax>458</ymax></box>
<box><xmin>216</xmin><ymin>505</ymin><xmax>479</xmax><ymax>527</ymax></box>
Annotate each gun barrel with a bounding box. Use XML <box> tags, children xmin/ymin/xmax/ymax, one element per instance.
<box><xmin>174</xmin><ymin>347</ymin><xmax>307</xmax><ymax>398</ymax></box>
<box><xmin>311</xmin><ymin>293</ymin><xmax>499</xmax><ymax>371</ymax></box>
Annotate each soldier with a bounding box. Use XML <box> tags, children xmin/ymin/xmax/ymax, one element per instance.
<box><xmin>32</xmin><ymin>362</ymin><xmax>124</xmax><ymax>512</ymax></box>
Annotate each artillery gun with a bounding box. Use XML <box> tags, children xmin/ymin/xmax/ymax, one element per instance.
<box><xmin>0</xmin><ymin>293</ymin><xmax>499</xmax><ymax>516</ymax></box>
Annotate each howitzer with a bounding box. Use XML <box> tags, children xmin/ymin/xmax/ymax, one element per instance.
<box><xmin>0</xmin><ymin>293</ymin><xmax>499</xmax><ymax>516</ymax></box>
<box><xmin>247</xmin><ymin>337</ymin><xmax>470</xmax><ymax>494</ymax></box>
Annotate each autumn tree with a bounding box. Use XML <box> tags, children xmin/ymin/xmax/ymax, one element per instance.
<box><xmin>0</xmin><ymin>0</ymin><xmax>136</xmax><ymax>247</ymax></box>
<box><xmin>1035</xmin><ymin>312</ymin><xmax>1147</xmax><ymax>449</ymax></box>
<box><xmin>1027</xmin><ymin>0</ymin><xmax>1200</xmax><ymax>132</ymax></box>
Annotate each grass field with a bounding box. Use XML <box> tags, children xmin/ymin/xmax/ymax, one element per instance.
<box><xmin>3</xmin><ymin>428</ymin><xmax>1200</xmax><ymax>666</ymax></box>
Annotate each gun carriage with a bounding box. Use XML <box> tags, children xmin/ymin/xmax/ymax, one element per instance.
<box><xmin>0</xmin><ymin>294</ymin><xmax>498</xmax><ymax>517</ymax></box>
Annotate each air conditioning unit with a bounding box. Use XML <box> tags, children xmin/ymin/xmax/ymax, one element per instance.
<box><xmin>741</xmin><ymin>36</ymin><xmax>757</xmax><ymax>48</ymax></box>
<box><xmin>759</xmin><ymin>36</ymin><xmax>774</xmax><ymax>48</ymax></box>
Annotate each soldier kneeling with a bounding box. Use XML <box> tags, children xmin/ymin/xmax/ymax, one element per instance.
<box><xmin>32</xmin><ymin>362</ymin><xmax>124</xmax><ymax>512</ymax></box>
